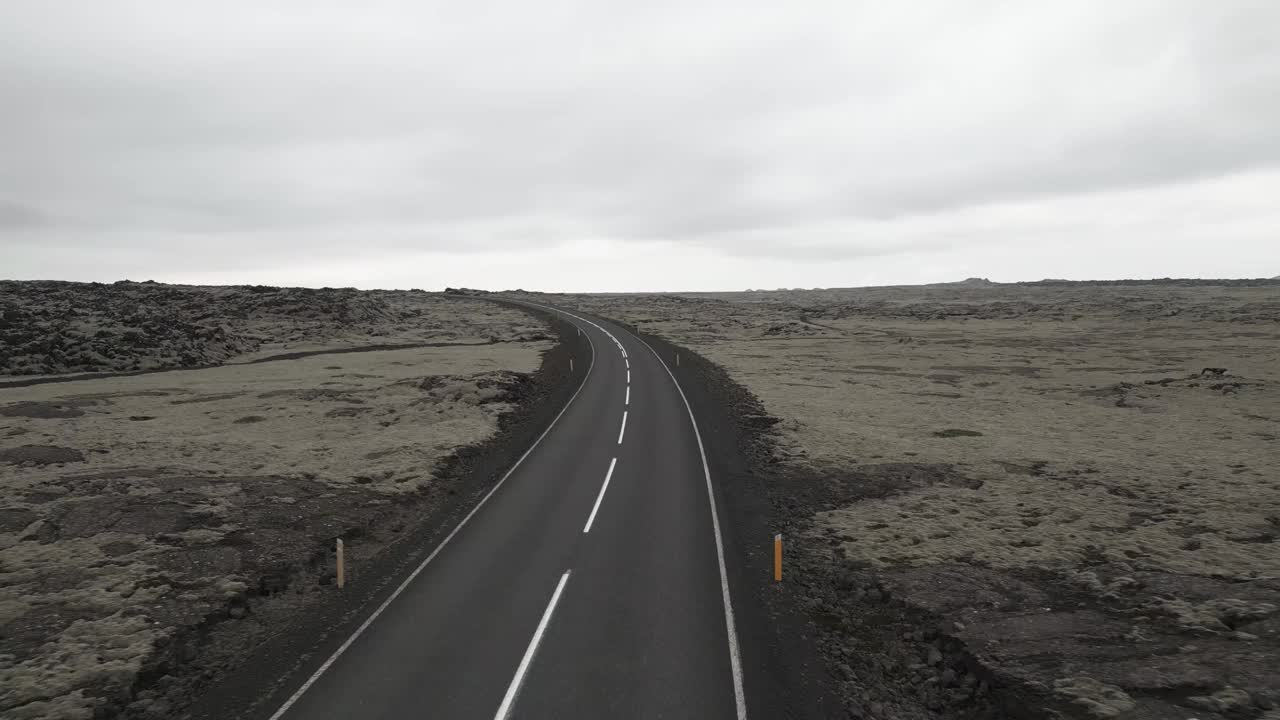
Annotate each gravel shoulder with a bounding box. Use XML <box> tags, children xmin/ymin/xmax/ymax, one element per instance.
<box><xmin>529</xmin><ymin>282</ymin><xmax>1280</xmax><ymax>720</ymax></box>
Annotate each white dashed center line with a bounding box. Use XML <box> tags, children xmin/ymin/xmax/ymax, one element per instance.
<box><xmin>625</xmin><ymin>386</ymin><xmax>630</xmax><ymax>406</ymax></box>
<box><xmin>617</xmin><ymin>410</ymin><xmax>628</xmax><ymax>444</ymax></box>
<box><xmin>493</xmin><ymin>571</ymin><xmax>572</xmax><ymax>720</ymax></box>
<box><xmin>583</xmin><ymin>458</ymin><xmax>617</xmax><ymax>533</ymax></box>
<box><xmin>513</xmin><ymin>301</ymin><xmax>748</xmax><ymax>720</ymax></box>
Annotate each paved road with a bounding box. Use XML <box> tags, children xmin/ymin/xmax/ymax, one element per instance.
<box><xmin>267</xmin><ymin>304</ymin><xmax>746</xmax><ymax>719</ymax></box>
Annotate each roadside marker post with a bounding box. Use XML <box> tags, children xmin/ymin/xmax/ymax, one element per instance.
<box><xmin>676</xmin><ymin>353</ymin><xmax>680</xmax><ymax>367</ymax></box>
<box><xmin>774</xmin><ymin>534</ymin><xmax>782</xmax><ymax>582</ymax></box>
<box><xmin>336</xmin><ymin>538</ymin><xmax>345</xmax><ymax>590</ymax></box>
<box><xmin>570</xmin><ymin>357</ymin><xmax>574</xmax><ymax>373</ymax></box>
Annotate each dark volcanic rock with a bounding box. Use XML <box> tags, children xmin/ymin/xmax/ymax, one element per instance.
<box><xmin>0</xmin><ymin>280</ymin><xmax>409</xmax><ymax>376</ymax></box>
<box><xmin>0</xmin><ymin>444</ymin><xmax>85</xmax><ymax>465</ymax></box>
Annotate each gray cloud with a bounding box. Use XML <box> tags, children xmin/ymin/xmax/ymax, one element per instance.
<box><xmin>1</xmin><ymin>0</ymin><xmax>1277</xmax><ymax>287</ymax></box>
<box><xmin>0</xmin><ymin>200</ymin><xmax>46</xmax><ymax>229</ymax></box>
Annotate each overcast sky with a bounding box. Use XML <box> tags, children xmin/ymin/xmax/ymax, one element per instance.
<box><xmin>2</xmin><ymin>1</ymin><xmax>1277</xmax><ymax>291</ymax></box>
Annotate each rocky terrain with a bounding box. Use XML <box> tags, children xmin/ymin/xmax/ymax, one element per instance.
<box><xmin>0</xmin><ymin>282</ymin><xmax>557</xmax><ymax>719</ymax></box>
<box><xmin>0</xmin><ymin>280</ymin><xmax>548</xmax><ymax>377</ymax></box>
<box><xmin>534</xmin><ymin>281</ymin><xmax>1280</xmax><ymax>720</ymax></box>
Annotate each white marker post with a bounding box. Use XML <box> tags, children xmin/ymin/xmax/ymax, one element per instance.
<box><xmin>676</xmin><ymin>353</ymin><xmax>680</xmax><ymax>367</ymax></box>
<box><xmin>336</xmin><ymin>538</ymin><xmax>345</xmax><ymax>590</ymax></box>
<box><xmin>570</xmin><ymin>357</ymin><xmax>574</xmax><ymax>373</ymax></box>
<box><xmin>773</xmin><ymin>534</ymin><xmax>782</xmax><ymax>582</ymax></box>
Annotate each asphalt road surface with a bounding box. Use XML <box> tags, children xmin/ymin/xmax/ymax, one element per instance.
<box><xmin>267</xmin><ymin>304</ymin><xmax>747</xmax><ymax>719</ymax></box>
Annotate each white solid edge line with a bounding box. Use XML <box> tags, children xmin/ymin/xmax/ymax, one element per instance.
<box><xmin>617</xmin><ymin>410</ymin><xmax>628</xmax><ymax>444</ymax></box>
<box><xmin>267</xmin><ymin>315</ymin><xmax>597</xmax><ymax>720</ymax></box>
<box><xmin>634</xmin><ymin>335</ymin><xmax>748</xmax><ymax>720</ymax></box>
<box><xmin>582</xmin><ymin>457</ymin><xmax>618</xmax><ymax>533</ymax></box>
<box><xmin>519</xmin><ymin>301</ymin><xmax>748</xmax><ymax>720</ymax></box>
<box><xmin>493</xmin><ymin>570</ymin><xmax>572</xmax><ymax>720</ymax></box>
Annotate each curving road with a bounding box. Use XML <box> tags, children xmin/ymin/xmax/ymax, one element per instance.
<box><xmin>264</xmin><ymin>304</ymin><xmax>747</xmax><ymax>719</ymax></box>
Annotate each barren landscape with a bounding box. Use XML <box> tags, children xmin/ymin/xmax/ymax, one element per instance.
<box><xmin>543</xmin><ymin>280</ymin><xmax>1280</xmax><ymax>720</ymax></box>
<box><xmin>4</xmin><ymin>278</ymin><xmax>1278</xmax><ymax>720</ymax></box>
<box><xmin>0</xmin><ymin>282</ymin><xmax>555</xmax><ymax>719</ymax></box>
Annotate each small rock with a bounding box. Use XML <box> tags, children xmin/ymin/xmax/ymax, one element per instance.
<box><xmin>1109</xmin><ymin>576</ymin><xmax>1140</xmax><ymax>591</ymax></box>
<box><xmin>953</xmin><ymin>621</ymin><xmax>965</xmax><ymax>632</ymax></box>
<box><xmin>1188</xmin><ymin>687</ymin><xmax>1253</xmax><ymax>714</ymax></box>
<box><xmin>927</xmin><ymin>647</ymin><xmax>944</xmax><ymax>666</ymax></box>
<box><xmin>228</xmin><ymin>606</ymin><xmax>246</xmax><ymax>619</ymax></box>
<box><xmin>1049</xmin><ymin>676</ymin><xmax>1141</xmax><ymax>712</ymax></box>
<box><xmin>940</xmin><ymin>668</ymin><xmax>958</xmax><ymax>687</ymax></box>
<box><xmin>19</xmin><ymin>519</ymin><xmax>56</xmax><ymax>543</ymax></box>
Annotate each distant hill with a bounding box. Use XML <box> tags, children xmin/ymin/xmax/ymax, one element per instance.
<box><xmin>1018</xmin><ymin>278</ymin><xmax>1280</xmax><ymax>288</ymax></box>
<box><xmin>729</xmin><ymin>277</ymin><xmax>1279</xmax><ymax>295</ymax></box>
<box><xmin>924</xmin><ymin>277</ymin><xmax>1000</xmax><ymax>288</ymax></box>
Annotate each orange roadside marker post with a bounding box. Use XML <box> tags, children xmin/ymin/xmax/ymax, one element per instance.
<box><xmin>336</xmin><ymin>538</ymin><xmax>346</xmax><ymax>590</ymax></box>
<box><xmin>774</xmin><ymin>533</ymin><xmax>782</xmax><ymax>582</ymax></box>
